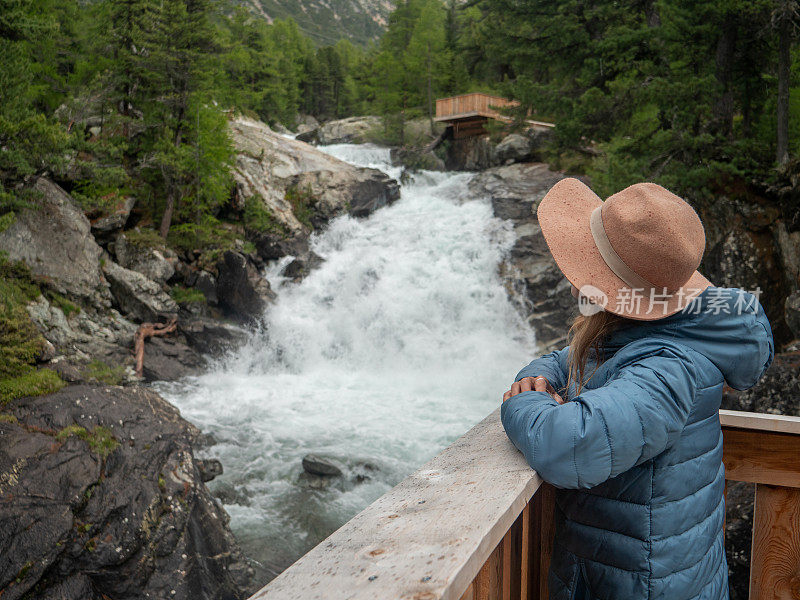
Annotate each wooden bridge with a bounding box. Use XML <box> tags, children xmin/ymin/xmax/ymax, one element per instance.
<box><xmin>434</xmin><ymin>93</ymin><xmax>554</xmax><ymax>139</ymax></box>
<box><xmin>248</xmin><ymin>408</ymin><xmax>800</xmax><ymax>600</ymax></box>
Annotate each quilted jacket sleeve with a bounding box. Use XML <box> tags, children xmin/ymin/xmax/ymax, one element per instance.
<box><xmin>501</xmin><ymin>344</ymin><xmax>699</xmax><ymax>489</ymax></box>
<box><xmin>514</xmin><ymin>347</ymin><xmax>570</xmax><ymax>392</ymax></box>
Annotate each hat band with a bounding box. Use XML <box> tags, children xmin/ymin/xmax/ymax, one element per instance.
<box><xmin>589</xmin><ymin>205</ymin><xmax>658</xmax><ymax>292</ymax></box>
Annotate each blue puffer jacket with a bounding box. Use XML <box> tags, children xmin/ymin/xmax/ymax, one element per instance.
<box><xmin>501</xmin><ymin>287</ymin><xmax>774</xmax><ymax>600</ymax></box>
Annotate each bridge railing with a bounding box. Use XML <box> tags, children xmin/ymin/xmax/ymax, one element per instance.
<box><xmin>248</xmin><ymin>408</ymin><xmax>800</xmax><ymax>600</ymax></box>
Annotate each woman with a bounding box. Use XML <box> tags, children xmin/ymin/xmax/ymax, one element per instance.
<box><xmin>500</xmin><ymin>178</ymin><xmax>774</xmax><ymax>600</ymax></box>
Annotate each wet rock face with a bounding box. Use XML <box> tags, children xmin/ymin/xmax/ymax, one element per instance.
<box><xmin>469</xmin><ymin>163</ymin><xmax>577</xmax><ymax>350</ymax></box>
<box><xmin>215</xmin><ymin>251</ymin><xmax>275</xmax><ymax>323</ymax></box>
<box><xmin>0</xmin><ymin>178</ymin><xmax>111</xmax><ymax>306</ymax></box>
<box><xmin>0</xmin><ymin>384</ymin><xmax>254</xmax><ymax>600</ymax></box>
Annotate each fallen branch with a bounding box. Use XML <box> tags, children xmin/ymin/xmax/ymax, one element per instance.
<box><xmin>134</xmin><ymin>318</ymin><xmax>178</xmax><ymax>378</ymax></box>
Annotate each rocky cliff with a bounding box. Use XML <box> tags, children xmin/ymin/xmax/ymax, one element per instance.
<box><xmin>0</xmin><ymin>115</ymin><xmax>400</xmax><ymax>600</ymax></box>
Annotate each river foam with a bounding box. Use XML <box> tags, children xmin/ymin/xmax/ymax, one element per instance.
<box><xmin>156</xmin><ymin>144</ymin><xmax>536</xmax><ymax>582</ymax></box>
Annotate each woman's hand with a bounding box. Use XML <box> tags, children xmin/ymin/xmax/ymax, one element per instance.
<box><xmin>502</xmin><ymin>376</ymin><xmax>564</xmax><ymax>404</ymax></box>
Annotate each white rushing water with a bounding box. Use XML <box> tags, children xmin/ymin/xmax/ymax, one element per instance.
<box><xmin>156</xmin><ymin>144</ymin><xmax>536</xmax><ymax>582</ymax></box>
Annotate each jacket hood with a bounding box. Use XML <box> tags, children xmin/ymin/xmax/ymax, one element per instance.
<box><xmin>603</xmin><ymin>287</ymin><xmax>775</xmax><ymax>390</ymax></box>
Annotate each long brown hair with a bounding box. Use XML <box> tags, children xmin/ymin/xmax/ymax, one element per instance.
<box><xmin>566</xmin><ymin>310</ymin><xmax>629</xmax><ymax>395</ymax></box>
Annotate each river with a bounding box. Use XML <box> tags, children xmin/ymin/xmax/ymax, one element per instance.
<box><xmin>155</xmin><ymin>143</ymin><xmax>536</xmax><ymax>585</ymax></box>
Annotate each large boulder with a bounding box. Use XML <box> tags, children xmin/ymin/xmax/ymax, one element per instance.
<box><xmin>492</xmin><ymin>133</ymin><xmax>533</xmax><ymax>164</ymax></box>
<box><xmin>786</xmin><ymin>291</ymin><xmax>800</xmax><ymax>339</ymax></box>
<box><xmin>287</xmin><ymin>168</ymin><xmax>400</xmax><ymax>225</ymax></box>
<box><xmin>469</xmin><ymin>163</ymin><xmax>576</xmax><ymax>349</ymax></box>
<box><xmin>229</xmin><ymin>116</ymin><xmax>400</xmax><ymax>266</ymax></box>
<box><xmin>316</xmin><ymin>116</ymin><xmax>381</xmax><ymax>145</ymax></box>
<box><xmin>113</xmin><ymin>233</ymin><xmax>176</xmax><ymax>285</ymax></box>
<box><xmin>89</xmin><ymin>196</ymin><xmax>135</xmax><ymax>240</ymax></box>
<box><xmin>102</xmin><ymin>260</ymin><xmax>178</xmax><ymax>323</ymax></box>
<box><xmin>215</xmin><ymin>251</ymin><xmax>275</xmax><ymax>323</ymax></box>
<box><xmin>0</xmin><ymin>384</ymin><xmax>254</xmax><ymax>600</ymax></box>
<box><xmin>0</xmin><ymin>178</ymin><xmax>111</xmax><ymax>306</ymax></box>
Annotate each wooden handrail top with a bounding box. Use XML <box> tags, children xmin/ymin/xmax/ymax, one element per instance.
<box><xmin>249</xmin><ymin>409</ymin><xmax>542</xmax><ymax>600</ymax></box>
<box><xmin>248</xmin><ymin>407</ymin><xmax>800</xmax><ymax>600</ymax></box>
<box><xmin>719</xmin><ymin>408</ymin><xmax>800</xmax><ymax>434</ymax></box>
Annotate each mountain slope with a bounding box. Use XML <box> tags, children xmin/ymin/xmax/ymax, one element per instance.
<box><xmin>237</xmin><ymin>0</ymin><xmax>392</xmax><ymax>45</ymax></box>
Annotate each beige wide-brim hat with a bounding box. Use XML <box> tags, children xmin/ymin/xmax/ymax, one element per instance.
<box><xmin>537</xmin><ymin>178</ymin><xmax>713</xmax><ymax>321</ymax></box>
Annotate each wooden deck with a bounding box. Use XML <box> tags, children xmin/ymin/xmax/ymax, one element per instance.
<box><xmin>434</xmin><ymin>93</ymin><xmax>554</xmax><ymax>139</ymax></box>
<box><xmin>248</xmin><ymin>408</ymin><xmax>800</xmax><ymax>600</ymax></box>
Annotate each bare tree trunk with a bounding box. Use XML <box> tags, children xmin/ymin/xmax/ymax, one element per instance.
<box><xmin>159</xmin><ymin>192</ymin><xmax>175</xmax><ymax>239</ymax></box>
<box><xmin>134</xmin><ymin>318</ymin><xmax>178</xmax><ymax>378</ymax></box>
<box><xmin>777</xmin><ymin>13</ymin><xmax>791</xmax><ymax>166</ymax></box>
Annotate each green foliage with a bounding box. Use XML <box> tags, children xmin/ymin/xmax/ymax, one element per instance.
<box><xmin>170</xmin><ymin>285</ymin><xmax>206</xmax><ymax>305</ymax></box>
<box><xmin>284</xmin><ymin>185</ymin><xmax>316</xmax><ymax>229</ymax></box>
<box><xmin>56</xmin><ymin>424</ymin><xmax>119</xmax><ymax>458</ymax></box>
<box><xmin>125</xmin><ymin>228</ymin><xmax>166</xmax><ymax>250</ymax></box>
<box><xmin>45</xmin><ymin>290</ymin><xmax>80</xmax><ymax>317</ymax></box>
<box><xmin>82</xmin><ymin>360</ymin><xmax>126</xmax><ymax>385</ymax></box>
<box><xmin>0</xmin><ymin>369</ymin><xmax>65</xmax><ymax>405</ymax></box>
<box><xmin>0</xmin><ymin>413</ymin><xmax>19</xmax><ymax>424</ymax></box>
<box><xmin>242</xmin><ymin>195</ymin><xmax>288</xmax><ymax>236</ymax></box>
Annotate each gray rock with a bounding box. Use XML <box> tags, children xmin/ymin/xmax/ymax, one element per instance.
<box><xmin>283</xmin><ymin>253</ymin><xmax>324</xmax><ymax>281</ymax></box>
<box><xmin>787</xmin><ymin>291</ymin><xmax>800</xmax><ymax>339</ymax></box>
<box><xmin>90</xmin><ymin>197</ymin><xmax>135</xmax><ymax>237</ymax></box>
<box><xmin>493</xmin><ymin>133</ymin><xmax>533</xmax><ymax>165</ymax></box>
<box><xmin>294</xmin><ymin>114</ymin><xmax>319</xmax><ymax>135</ymax></box>
<box><xmin>316</xmin><ymin>116</ymin><xmax>381</xmax><ymax>145</ymax></box>
<box><xmin>0</xmin><ymin>178</ymin><xmax>111</xmax><ymax>305</ymax></box>
<box><xmin>102</xmin><ymin>260</ymin><xmax>178</xmax><ymax>323</ymax></box>
<box><xmin>194</xmin><ymin>270</ymin><xmax>218</xmax><ymax>305</ymax></box>
<box><xmin>287</xmin><ymin>168</ymin><xmax>401</xmax><ymax>225</ymax></box>
<box><xmin>114</xmin><ymin>233</ymin><xmax>176</xmax><ymax>285</ymax></box>
<box><xmin>195</xmin><ymin>458</ymin><xmax>223</xmax><ymax>482</ymax></box>
<box><xmin>0</xmin><ymin>384</ymin><xmax>254</xmax><ymax>600</ymax></box>
<box><xmin>216</xmin><ymin>251</ymin><xmax>274</xmax><ymax>323</ymax></box>
<box><xmin>141</xmin><ymin>336</ymin><xmax>205</xmax><ymax>381</ymax></box>
<box><xmin>178</xmin><ymin>316</ymin><xmax>248</xmax><ymax>356</ymax></box>
<box><xmin>302</xmin><ymin>454</ymin><xmax>344</xmax><ymax>477</ymax></box>
<box><xmin>469</xmin><ymin>163</ymin><xmax>577</xmax><ymax>349</ymax></box>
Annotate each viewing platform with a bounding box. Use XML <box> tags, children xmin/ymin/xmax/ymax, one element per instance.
<box><xmin>248</xmin><ymin>408</ymin><xmax>800</xmax><ymax>600</ymax></box>
<box><xmin>434</xmin><ymin>93</ymin><xmax>554</xmax><ymax>139</ymax></box>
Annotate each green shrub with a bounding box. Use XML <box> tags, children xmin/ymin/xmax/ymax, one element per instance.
<box><xmin>125</xmin><ymin>227</ymin><xmax>166</xmax><ymax>250</ymax></box>
<box><xmin>284</xmin><ymin>185</ymin><xmax>315</xmax><ymax>229</ymax></box>
<box><xmin>46</xmin><ymin>290</ymin><xmax>80</xmax><ymax>317</ymax></box>
<box><xmin>82</xmin><ymin>360</ymin><xmax>127</xmax><ymax>386</ymax></box>
<box><xmin>56</xmin><ymin>424</ymin><xmax>119</xmax><ymax>458</ymax></box>
<box><xmin>0</xmin><ymin>369</ymin><xmax>65</xmax><ymax>405</ymax></box>
<box><xmin>170</xmin><ymin>285</ymin><xmax>206</xmax><ymax>305</ymax></box>
<box><xmin>242</xmin><ymin>194</ymin><xmax>288</xmax><ymax>236</ymax></box>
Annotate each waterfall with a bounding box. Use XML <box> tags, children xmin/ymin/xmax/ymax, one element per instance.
<box><xmin>156</xmin><ymin>143</ymin><xmax>536</xmax><ymax>582</ymax></box>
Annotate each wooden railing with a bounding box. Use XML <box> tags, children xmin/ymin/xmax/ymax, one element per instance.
<box><xmin>248</xmin><ymin>408</ymin><xmax>800</xmax><ymax>600</ymax></box>
<box><xmin>435</xmin><ymin>93</ymin><xmax>520</xmax><ymax>122</ymax></box>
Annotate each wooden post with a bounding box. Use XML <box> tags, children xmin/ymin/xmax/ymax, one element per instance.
<box><xmin>749</xmin><ymin>484</ymin><xmax>800</xmax><ymax>600</ymax></box>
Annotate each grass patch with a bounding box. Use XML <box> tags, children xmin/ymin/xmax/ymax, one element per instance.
<box><xmin>170</xmin><ymin>285</ymin><xmax>206</xmax><ymax>305</ymax></box>
<box><xmin>125</xmin><ymin>227</ymin><xmax>166</xmax><ymax>250</ymax></box>
<box><xmin>0</xmin><ymin>211</ymin><xmax>16</xmax><ymax>234</ymax></box>
<box><xmin>0</xmin><ymin>369</ymin><xmax>65</xmax><ymax>405</ymax></box>
<box><xmin>285</xmin><ymin>185</ymin><xmax>315</xmax><ymax>229</ymax></box>
<box><xmin>242</xmin><ymin>194</ymin><xmax>289</xmax><ymax>237</ymax></box>
<box><xmin>45</xmin><ymin>290</ymin><xmax>80</xmax><ymax>317</ymax></box>
<box><xmin>0</xmin><ymin>413</ymin><xmax>18</xmax><ymax>424</ymax></box>
<box><xmin>82</xmin><ymin>360</ymin><xmax>127</xmax><ymax>386</ymax></box>
<box><xmin>56</xmin><ymin>424</ymin><xmax>119</xmax><ymax>458</ymax></box>
<box><xmin>0</xmin><ymin>252</ymin><xmax>66</xmax><ymax>403</ymax></box>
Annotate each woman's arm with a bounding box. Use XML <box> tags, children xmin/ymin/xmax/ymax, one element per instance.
<box><xmin>500</xmin><ymin>344</ymin><xmax>699</xmax><ymax>489</ymax></box>
<box><xmin>514</xmin><ymin>347</ymin><xmax>570</xmax><ymax>391</ymax></box>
